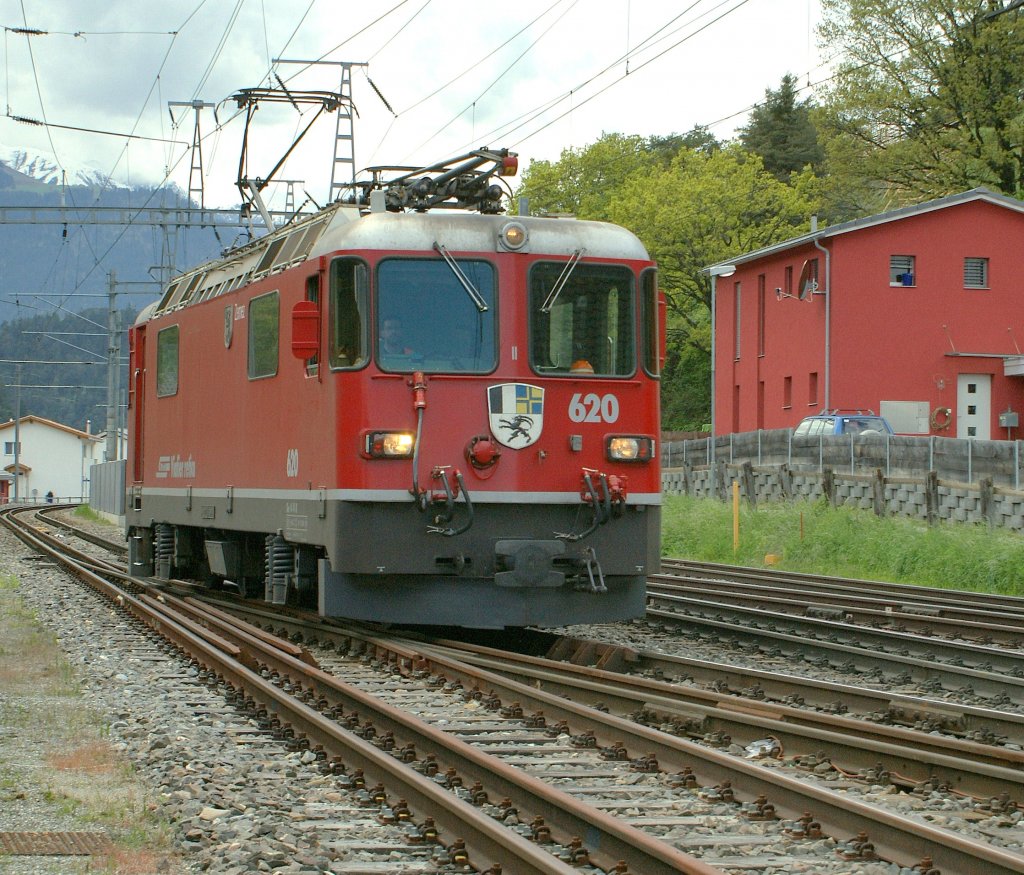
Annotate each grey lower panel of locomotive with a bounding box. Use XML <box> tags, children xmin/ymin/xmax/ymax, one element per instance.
<box><xmin>324</xmin><ymin>500</ymin><xmax>658</xmax><ymax>627</ymax></box>
<box><xmin>318</xmin><ymin>562</ymin><xmax>647</xmax><ymax>628</ymax></box>
<box><xmin>127</xmin><ymin>492</ymin><xmax>658</xmax><ymax>628</ymax></box>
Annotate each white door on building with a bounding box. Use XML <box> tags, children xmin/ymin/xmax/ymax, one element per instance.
<box><xmin>957</xmin><ymin>373</ymin><xmax>991</xmax><ymax>440</ymax></box>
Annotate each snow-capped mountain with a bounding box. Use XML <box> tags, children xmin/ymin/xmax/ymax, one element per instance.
<box><xmin>0</xmin><ymin>146</ymin><xmax>135</xmax><ymax>189</ymax></box>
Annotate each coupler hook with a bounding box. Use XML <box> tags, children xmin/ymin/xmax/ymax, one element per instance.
<box><xmin>556</xmin><ymin>469</ymin><xmax>607</xmax><ymax>542</ymax></box>
<box><xmin>580</xmin><ymin>546</ymin><xmax>607</xmax><ymax>593</ymax></box>
<box><xmin>427</xmin><ymin>466</ymin><xmax>474</xmax><ymax>537</ymax></box>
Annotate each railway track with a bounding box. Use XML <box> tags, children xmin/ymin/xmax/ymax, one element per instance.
<box><xmin>657</xmin><ymin>558</ymin><xmax>1024</xmax><ymax>634</ymax></box>
<box><xmin>644</xmin><ymin>563</ymin><xmax>1024</xmax><ymax>707</ymax></box>
<box><xmin>9</xmin><ymin>505</ymin><xmax>1024</xmax><ymax>874</ymax></box>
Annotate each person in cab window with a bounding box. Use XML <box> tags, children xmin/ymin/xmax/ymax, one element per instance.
<box><xmin>380</xmin><ymin>317</ymin><xmax>412</xmax><ymax>357</ymax></box>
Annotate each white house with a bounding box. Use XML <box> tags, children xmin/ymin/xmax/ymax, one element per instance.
<box><xmin>0</xmin><ymin>415</ymin><xmax>102</xmax><ymax>503</ymax></box>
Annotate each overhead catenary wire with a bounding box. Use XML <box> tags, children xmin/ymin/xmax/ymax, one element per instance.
<box><xmin>7</xmin><ymin>0</ymin><xmax>965</xmax><ymax>322</ymax></box>
<box><xmin>406</xmin><ymin>0</ymin><xmax>580</xmax><ymax>159</ymax></box>
<box><xmin>481</xmin><ymin>0</ymin><xmax>756</xmax><ymax>154</ymax></box>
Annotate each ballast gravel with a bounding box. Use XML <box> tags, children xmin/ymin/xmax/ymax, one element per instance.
<box><xmin>0</xmin><ymin>523</ymin><xmax>442</xmax><ymax>875</ymax></box>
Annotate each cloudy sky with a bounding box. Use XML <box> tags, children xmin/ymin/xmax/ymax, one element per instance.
<box><xmin>0</xmin><ymin>0</ymin><xmax>825</xmax><ymax>211</ymax></box>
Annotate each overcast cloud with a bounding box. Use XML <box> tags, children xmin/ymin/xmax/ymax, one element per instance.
<box><xmin>0</xmin><ymin>1</ymin><xmax>823</xmax><ymax>210</ymax></box>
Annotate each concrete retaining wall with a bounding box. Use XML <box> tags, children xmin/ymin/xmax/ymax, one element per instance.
<box><xmin>663</xmin><ymin>461</ymin><xmax>1024</xmax><ymax>532</ymax></box>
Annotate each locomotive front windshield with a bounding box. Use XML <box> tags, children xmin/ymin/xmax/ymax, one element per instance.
<box><xmin>529</xmin><ymin>262</ymin><xmax>635</xmax><ymax>376</ymax></box>
<box><xmin>376</xmin><ymin>258</ymin><xmax>496</xmax><ymax>373</ymax></box>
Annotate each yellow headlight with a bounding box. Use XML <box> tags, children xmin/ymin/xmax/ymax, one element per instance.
<box><xmin>365</xmin><ymin>431</ymin><xmax>415</xmax><ymax>458</ymax></box>
<box><xmin>606</xmin><ymin>436</ymin><xmax>654</xmax><ymax>462</ymax></box>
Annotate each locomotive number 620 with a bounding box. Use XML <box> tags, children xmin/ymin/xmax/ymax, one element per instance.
<box><xmin>568</xmin><ymin>392</ymin><xmax>620</xmax><ymax>423</ymax></box>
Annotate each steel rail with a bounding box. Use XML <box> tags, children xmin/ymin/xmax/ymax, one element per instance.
<box><xmin>1</xmin><ymin>508</ymin><xmax>720</xmax><ymax>875</ymax></box>
<box><xmin>647</xmin><ymin>591</ymin><xmax>1024</xmax><ymax>675</ymax></box>
<box><xmin>662</xmin><ymin>558</ymin><xmax>1024</xmax><ymax>620</ymax></box>
<box><xmin>648</xmin><ymin>574</ymin><xmax>1024</xmax><ymax>646</ymax></box>
<box><xmin>198</xmin><ymin>600</ymin><xmax>1024</xmax><ymax>874</ymax></box>
<box><xmin>172</xmin><ymin>598</ymin><xmax>720</xmax><ymax>875</ymax></box>
<box><xmin>352</xmin><ymin>629</ymin><xmax>1024</xmax><ymax>875</ymax></box>
<box><xmin>543</xmin><ymin>632</ymin><xmax>1024</xmax><ymax>746</ymax></box>
<box><xmin>414</xmin><ymin>637</ymin><xmax>1024</xmax><ymax>802</ymax></box>
<box><xmin>644</xmin><ymin>599</ymin><xmax>1024</xmax><ymax>704</ymax></box>
<box><xmin>35</xmin><ymin>505</ymin><xmax>128</xmax><ymax>556</ymax></box>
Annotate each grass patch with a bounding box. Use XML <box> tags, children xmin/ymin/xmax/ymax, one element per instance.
<box><xmin>0</xmin><ymin>586</ymin><xmax>181</xmax><ymax>872</ymax></box>
<box><xmin>73</xmin><ymin>504</ymin><xmax>113</xmax><ymax>526</ymax></box>
<box><xmin>662</xmin><ymin>494</ymin><xmax>1024</xmax><ymax>596</ymax></box>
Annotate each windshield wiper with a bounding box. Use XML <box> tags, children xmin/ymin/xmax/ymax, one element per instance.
<box><xmin>540</xmin><ymin>248</ymin><xmax>585</xmax><ymax>313</ymax></box>
<box><xmin>433</xmin><ymin>242</ymin><xmax>488</xmax><ymax>312</ymax></box>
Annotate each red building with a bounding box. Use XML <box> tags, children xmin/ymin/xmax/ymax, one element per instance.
<box><xmin>707</xmin><ymin>188</ymin><xmax>1024</xmax><ymax>441</ymax></box>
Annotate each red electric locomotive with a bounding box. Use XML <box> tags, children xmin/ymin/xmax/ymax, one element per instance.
<box><xmin>126</xmin><ymin>149</ymin><xmax>660</xmax><ymax>628</ymax></box>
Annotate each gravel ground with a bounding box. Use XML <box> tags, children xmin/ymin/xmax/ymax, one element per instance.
<box><xmin>6</xmin><ymin>510</ymin><xmax>1022</xmax><ymax>874</ymax></box>
<box><xmin>0</xmin><ymin>520</ymin><xmax>442</xmax><ymax>875</ymax></box>
<box><xmin>0</xmin><ymin>524</ymin><xmax>181</xmax><ymax>874</ymax></box>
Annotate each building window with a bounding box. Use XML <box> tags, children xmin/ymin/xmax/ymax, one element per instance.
<box><xmin>733</xmin><ymin>281</ymin><xmax>741</xmax><ymax>360</ymax></box>
<box><xmin>890</xmin><ymin>255</ymin><xmax>915</xmax><ymax>286</ymax></box>
<box><xmin>783</xmin><ymin>375</ymin><xmax>792</xmax><ymax>409</ymax></box>
<box><xmin>156</xmin><ymin>325</ymin><xmax>179</xmax><ymax>397</ymax></box>
<box><xmin>3</xmin><ymin>441</ymin><xmax>21</xmax><ymax>455</ymax></box>
<box><xmin>784</xmin><ymin>265</ymin><xmax>793</xmax><ymax>298</ymax></box>
<box><xmin>808</xmin><ymin>371</ymin><xmax>818</xmax><ymax>406</ymax></box>
<box><xmin>964</xmin><ymin>257</ymin><xmax>989</xmax><ymax>289</ymax></box>
<box><xmin>248</xmin><ymin>291</ymin><xmax>280</xmax><ymax>380</ymax></box>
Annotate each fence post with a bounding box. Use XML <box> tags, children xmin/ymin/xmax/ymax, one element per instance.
<box><xmin>925</xmin><ymin>470</ymin><xmax>938</xmax><ymax>525</ymax></box>
<box><xmin>872</xmin><ymin>468</ymin><xmax>886</xmax><ymax>517</ymax></box>
<box><xmin>779</xmin><ymin>463</ymin><xmax>792</xmax><ymax>499</ymax></box>
<box><xmin>823</xmin><ymin>467</ymin><xmax>835</xmax><ymax>506</ymax></box>
<box><xmin>741</xmin><ymin>460</ymin><xmax>757</xmax><ymax>508</ymax></box>
<box><xmin>968</xmin><ymin>440</ymin><xmax>973</xmax><ymax>484</ymax></box>
<box><xmin>714</xmin><ymin>460</ymin><xmax>729</xmax><ymax>501</ymax></box>
<box><xmin>980</xmin><ymin>476</ymin><xmax>994</xmax><ymax>529</ymax></box>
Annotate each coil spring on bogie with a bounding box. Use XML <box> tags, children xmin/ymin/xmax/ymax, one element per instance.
<box><xmin>265</xmin><ymin>534</ymin><xmax>293</xmax><ymax>605</ymax></box>
<box><xmin>154</xmin><ymin>523</ymin><xmax>174</xmax><ymax>563</ymax></box>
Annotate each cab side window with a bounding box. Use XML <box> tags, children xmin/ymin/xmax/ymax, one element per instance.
<box><xmin>248</xmin><ymin>291</ymin><xmax>279</xmax><ymax>379</ymax></box>
<box><xmin>330</xmin><ymin>258</ymin><xmax>368</xmax><ymax>369</ymax></box>
<box><xmin>156</xmin><ymin>325</ymin><xmax>179</xmax><ymax>397</ymax></box>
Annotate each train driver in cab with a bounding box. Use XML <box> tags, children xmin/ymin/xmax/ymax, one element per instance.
<box><xmin>380</xmin><ymin>317</ymin><xmax>413</xmax><ymax>361</ymax></box>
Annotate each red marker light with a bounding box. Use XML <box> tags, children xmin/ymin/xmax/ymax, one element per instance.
<box><xmin>501</xmin><ymin>154</ymin><xmax>518</xmax><ymax>176</ymax></box>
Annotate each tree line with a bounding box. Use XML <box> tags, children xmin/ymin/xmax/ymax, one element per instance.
<box><xmin>0</xmin><ymin>307</ymin><xmax>134</xmax><ymax>434</ymax></box>
<box><xmin>516</xmin><ymin>0</ymin><xmax>1023</xmax><ymax>430</ymax></box>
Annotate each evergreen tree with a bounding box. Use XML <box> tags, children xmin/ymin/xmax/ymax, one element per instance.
<box><xmin>740</xmin><ymin>74</ymin><xmax>824</xmax><ymax>181</ymax></box>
